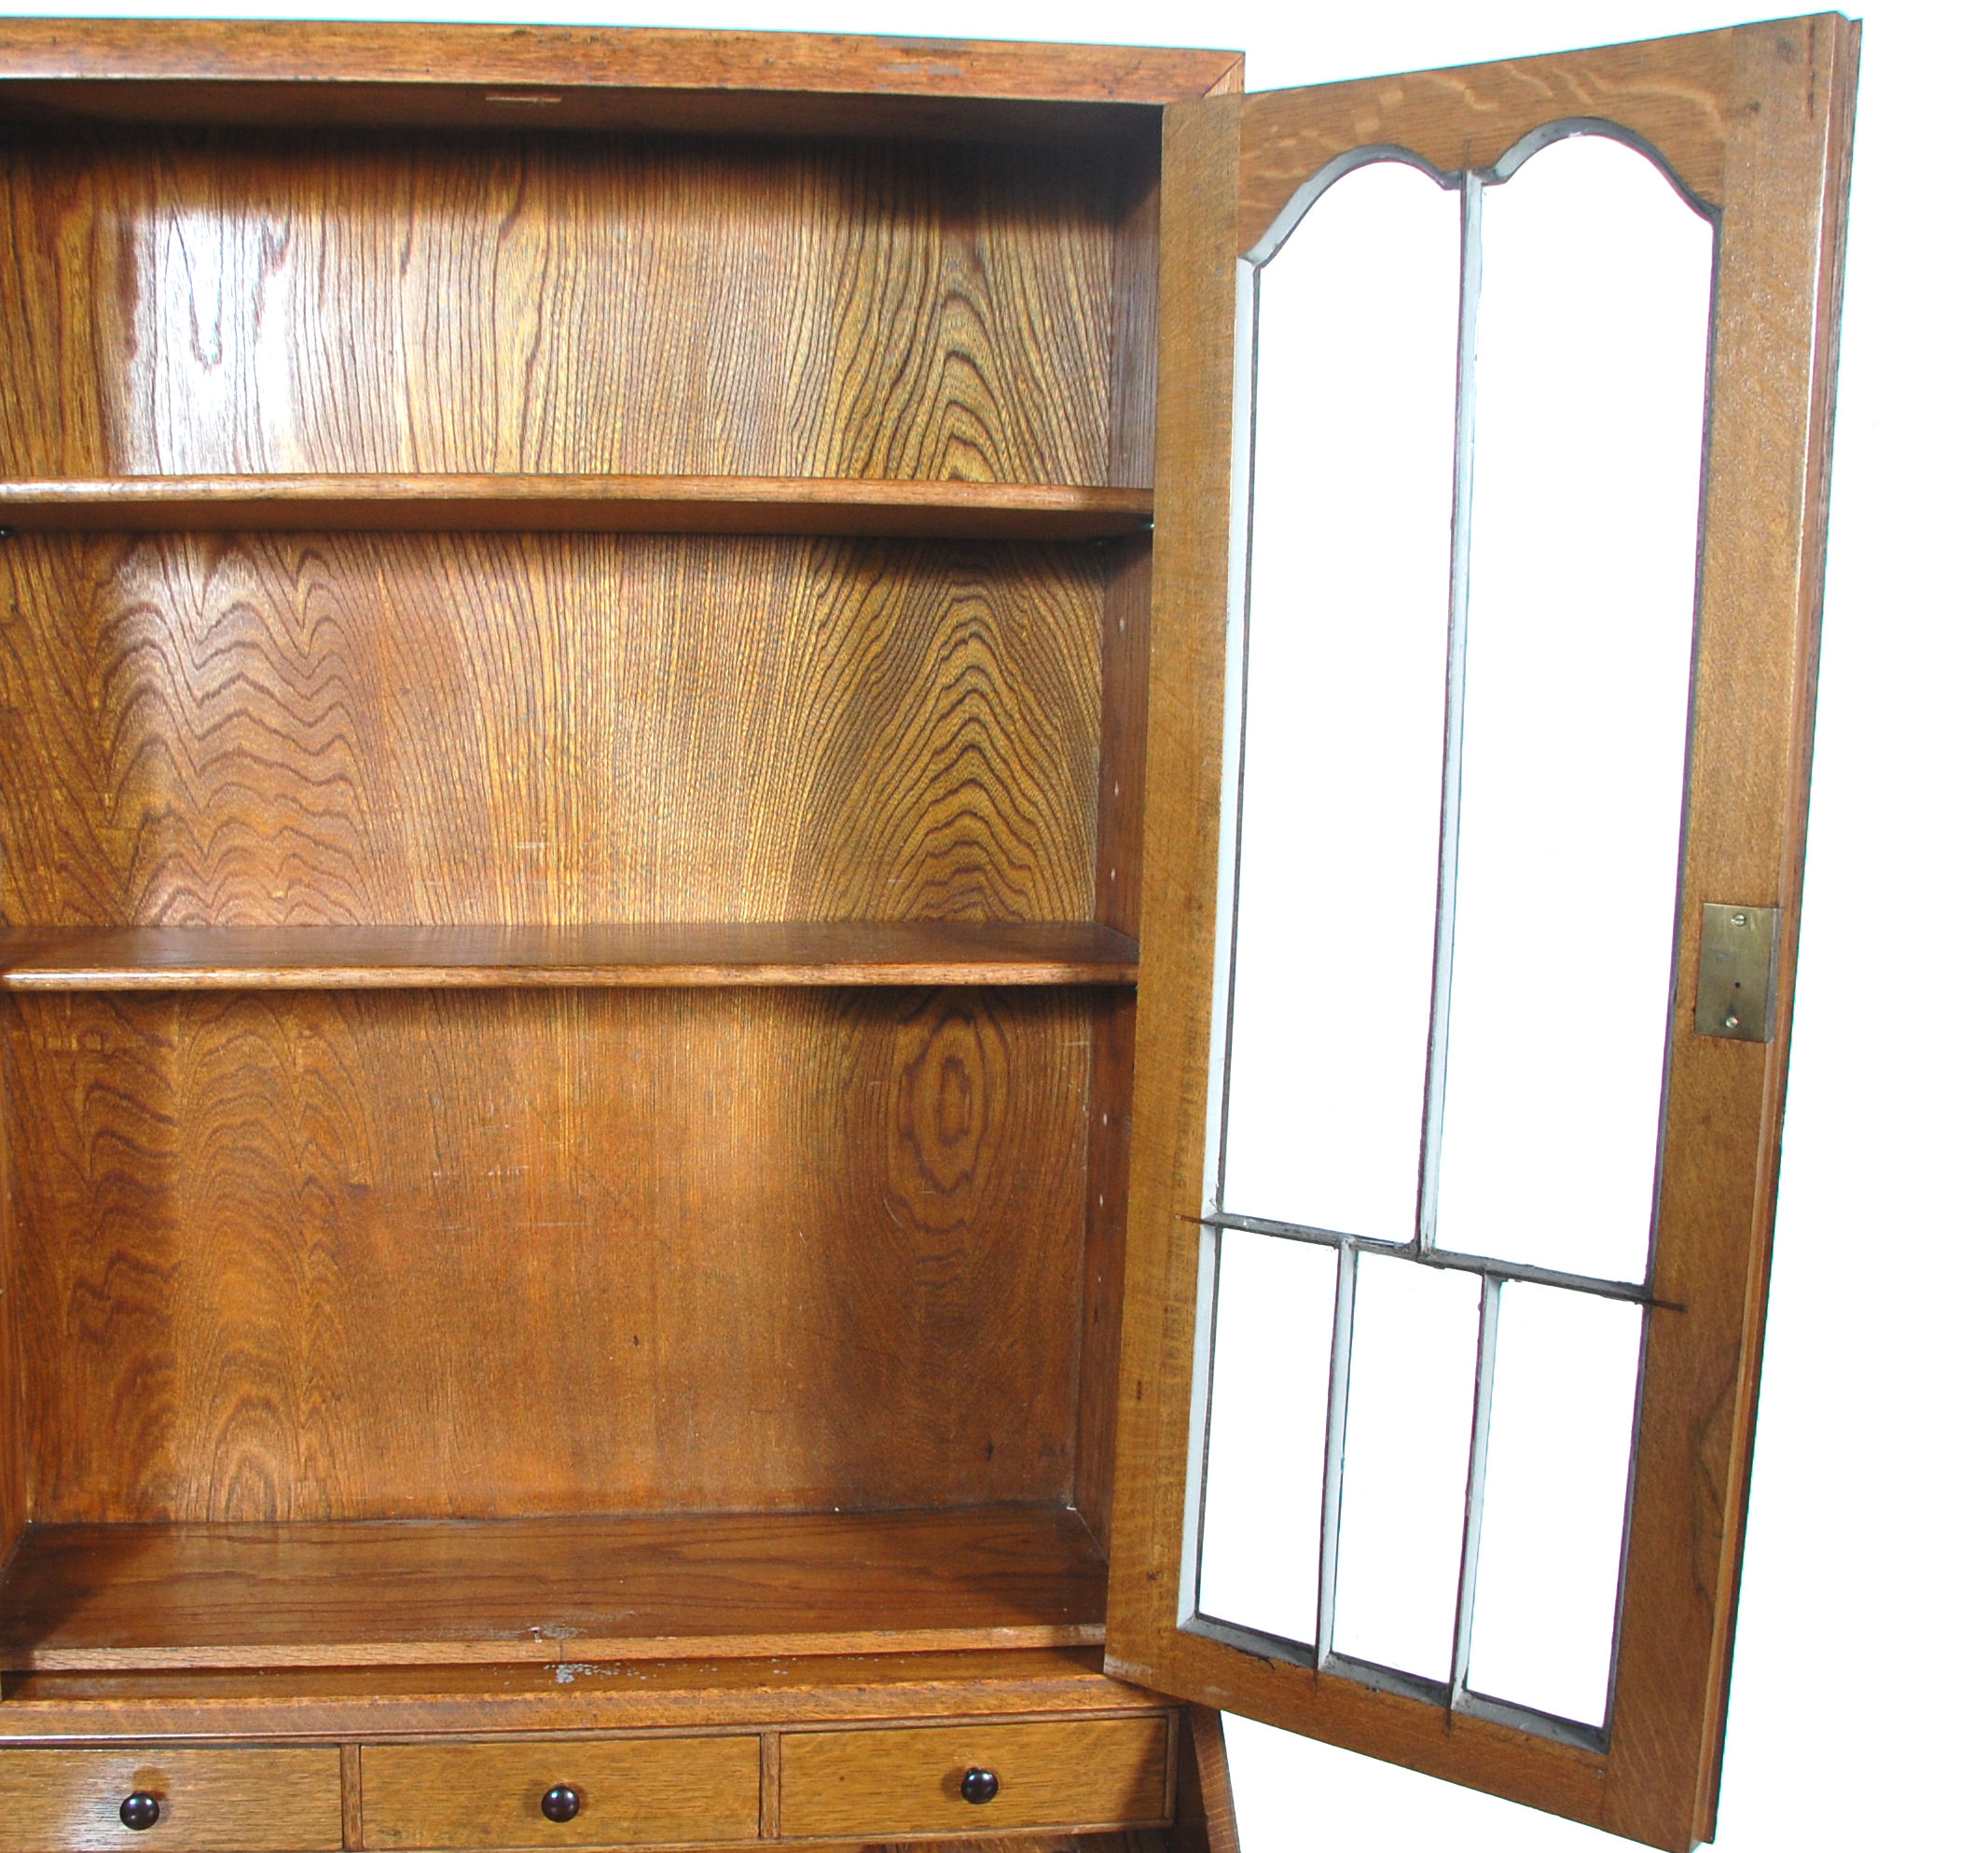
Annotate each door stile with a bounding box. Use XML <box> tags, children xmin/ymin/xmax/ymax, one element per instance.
<box><xmin>1604</xmin><ymin>17</ymin><xmax>1860</xmax><ymax>1848</ymax></box>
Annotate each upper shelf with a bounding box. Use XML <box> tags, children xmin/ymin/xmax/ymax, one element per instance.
<box><xmin>0</xmin><ymin>922</ymin><xmax>1139</xmax><ymax>991</ymax></box>
<box><xmin>0</xmin><ymin>476</ymin><xmax>1155</xmax><ymax>541</ymax></box>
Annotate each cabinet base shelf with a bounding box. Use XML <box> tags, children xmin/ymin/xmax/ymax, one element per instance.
<box><xmin>0</xmin><ymin>1507</ymin><xmax>1107</xmax><ymax>1674</ymax></box>
<box><xmin>0</xmin><ymin>1648</ymin><xmax>1159</xmax><ymax>1742</ymax></box>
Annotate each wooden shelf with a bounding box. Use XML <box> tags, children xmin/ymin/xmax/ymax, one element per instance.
<box><xmin>0</xmin><ymin>1650</ymin><xmax>1160</xmax><ymax>1742</ymax></box>
<box><xmin>0</xmin><ymin>922</ymin><xmax>1139</xmax><ymax>990</ymax></box>
<box><xmin>0</xmin><ymin>476</ymin><xmax>1154</xmax><ymax>540</ymax></box>
<box><xmin>0</xmin><ymin>1507</ymin><xmax>1109</xmax><ymax>1673</ymax></box>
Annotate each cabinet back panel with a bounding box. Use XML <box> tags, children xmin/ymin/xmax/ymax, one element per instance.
<box><xmin>0</xmin><ymin>128</ymin><xmax>1136</xmax><ymax>480</ymax></box>
<box><xmin>5</xmin><ymin>985</ymin><xmax>1091</xmax><ymax>1522</ymax></box>
<box><xmin>0</xmin><ymin>532</ymin><xmax>1101</xmax><ymax>927</ymax></box>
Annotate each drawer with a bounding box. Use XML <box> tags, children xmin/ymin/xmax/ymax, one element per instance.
<box><xmin>778</xmin><ymin>1715</ymin><xmax>1170</xmax><ymax>1839</ymax></box>
<box><xmin>0</xmin><ymin>1748</ymin><xmax>342</xmax><ymax>1853</ymax></box>
<box><xmin>361</xmin><ymin>1738</ymin><xmax>761</xmax><ymax>1848</ymax></box>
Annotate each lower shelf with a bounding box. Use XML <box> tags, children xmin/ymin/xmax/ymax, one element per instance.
<box><xmin>0</xmin><ymin>1506</ymin><xmax>1107</xmax><ymax>1674</ymax></box>
<box><xmin>0</xmin><ymin>1648</ymin><xmax>1156</xmax><ymax>1741</ymax></box>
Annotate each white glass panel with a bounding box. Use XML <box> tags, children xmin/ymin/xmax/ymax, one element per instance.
<box><xmin>1222</xmin><ymin>159</ymin><xmax>1457</xmax><ymax>1240</ymax></box>
<box><xmin>1436</xmin><ymin>135</ymin><xmax>1714</xmax><ymax>1282</ymax></box>
<box><xmin>1467</xmin><ymin>1284</ymin><xmax>1644</xmax><ymax>1725</ymax></box>
<box><xmin>1197</xmin><ymin>1231</ymin><xmax>1338</xmax><ymax>1645</ymax></box>
<box><xmin>1330</xmin><ymin>1255</ymin><xmax>1480</xmax><ymax>1679</ymax></box>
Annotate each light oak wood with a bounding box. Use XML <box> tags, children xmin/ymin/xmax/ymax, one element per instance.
<box><xmin>1172</xmin><ymin>1710</ymin><xmax>1238</xmax><ymax>1853</ymax></box>
<box><xmin>0</xmin><ymin>923</ymin><xmax>1139</xmax><ymax>990</ymax></box>
<box><xmin>1106</xmin><ymin>16</ymin><xmax>1857</xmax><ymax>1852</ymax></box>
<box><xmin>0</xmin><ymin>17</ymin><xmax>1201</xmax><ymax>1852</ymax></box>
<box><xmin>761</xmin><ymin>1734</ymin><xmax>781</xmax><ymax>1839</ymax></box>
<box><xmin>0</xmin><ymin>133</ymin><xmax>1136</xmax><ymax>483</ymax></box>
<box><xmin>359</xmin><ymin>1738</ymin><xmax>761</xmax><ymax>1848</ymax></box>
<box><xmin>0</xmin><ymin>1651</ymin><xmax>1173</xmax><ymax>1744</ymax></box>
<box><xmin>0</xmin><ymin>477</ymin><xmax>1154</xmax><ymax>540</ymax></box>
<box><xmin>779</xmin><ymin>1717</ymin><xmax>1169</xmax><ymax>1840</ymax></box>
<box><xmin>1237</xmin><ymin>27</ymin><xmax>1736</xmax><ymax>256</ymax></box>
<box><xmin>0</xmin><ymin>1747</ymin><xmax>341</xmax><ymax>1852</ymax></box>
<box><xmin>0</xmin><ymin>18</ymin><xmax>1239</xmax><ymax>136</ymax></box>
<box><xmin>0</xmin><ymin>1509</ymin><xmax>1107</xmax><ymax>1672</ymax></box>
<box><xmin>341</xmin><ymin>1744</ymin><xmax>365</xmax><ymax>1853</ymax></box>
<box><xmin>6</xmin><ymin>989</ymin><xmax>1096</xmax><ymax>1524</ymax></box>
<box><xmin>0</xmin><ymin>534</ymin><xmax>1103</xmax><ymax>931</ymax></box>
<box><xmin>1608</xmin><ymin>18</ymin><xmax>1860</xmax><ymax>1849</ymax></box>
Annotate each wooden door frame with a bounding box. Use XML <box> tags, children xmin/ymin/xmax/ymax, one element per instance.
<box><xmin>1106</xmin><ymin>18</ymin><xmax>1858</xmax><ymax>1850</ymax></box>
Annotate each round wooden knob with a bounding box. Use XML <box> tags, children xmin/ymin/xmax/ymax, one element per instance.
<box><xmin>119</xmin><ymin>1793</ymin><xmax>162</xmax><ymax>1832</ymax></box>
<box><xmin>541</xmin><ymin>1784</ymin><xmax>582</xmax><ymax>1823</ymax></box>
<box><xmin>960</xmin><ymin>1768</ymin><xmax>1000</xmax><ymax>1805</ymax></box>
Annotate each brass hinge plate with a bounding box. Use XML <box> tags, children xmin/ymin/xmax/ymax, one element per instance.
<box><xmin>1693</xmin><ymin>903</ymin><xmax>1780</xmax><ymax>1042</ymax></box>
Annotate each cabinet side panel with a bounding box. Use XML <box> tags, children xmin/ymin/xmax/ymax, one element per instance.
<box><xmin>7</xmin><ymin>988</ymin><xmax>1091</xmax><ymax>1521</ymax></box>
<box><xmin>1074</xmin><ymin>545</ymin><xmax>1151</xmax><ymax>1550</ymax></box>
<box><xmin>1075</xmin><ymin>134</ymin><xmax>1159</xmax><ymax>1545</ymax></box>
<box><xmin>0</xmin><ymin>128</ymin><xmax>1118</xmax><ymax>483</ymax></box>
<box><xmin>0</xmin><ymin>998</ymin><xmax>24</xmax><ymax>1564</ymax></box>
<box><xmin>0</xmin><ymin>533</ymin><xmax>1101</xmax><ymax>931</ymax></box>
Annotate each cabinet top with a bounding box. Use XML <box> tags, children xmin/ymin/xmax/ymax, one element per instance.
<box><xmin>0</xmin><ymin>16</ymin><xmax>1243</xmax><ymax>135</ymax></box>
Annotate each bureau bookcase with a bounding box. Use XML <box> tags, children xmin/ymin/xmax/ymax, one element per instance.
<box><xmin>0</xmin><ymin>17</ymin><xmax>1853</xmax><ymax>1853</ymax></box>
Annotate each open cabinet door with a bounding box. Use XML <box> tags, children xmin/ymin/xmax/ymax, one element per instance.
<box><xmin>1108</xmin><ymin>17</ymin><xmax>1857</xmax><ymax>1852</ymax></box>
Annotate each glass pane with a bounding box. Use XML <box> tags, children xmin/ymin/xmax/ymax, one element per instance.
<box><xmin>1435</xmin><ymin>135</ymin><xmax>1714</xmax><ymax>1282</ymax></box>
<box><xmin>1467</xmin><ymin>1284</ymin><xmax>1644</xmax><ymax>1725</ymax></box>
<box><xmin>1222</xmin><ymin>159</ymin><xmax>1457</xmax><ymax>1240</ymax></box>
<box><xmin>1330</xmin><ymin>1254</ymin><xmax>1480</xmax><ymax>1679</ymax></box>
<box><xmin>1197</xmin><ymin>1230</ymin><xmax>1338</xmax><ymax>1645</ymax></box>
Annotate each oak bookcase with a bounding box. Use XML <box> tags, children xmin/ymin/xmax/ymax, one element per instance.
<box><xmin>0</xmin><ymin>15</ymin><xmax>1857</xmax><ymax>1853</ymax></box>
<box><xmin>0</xmin><ymin>17</ymin><xmax>1237</xmax><ymax>1853</ymax></box>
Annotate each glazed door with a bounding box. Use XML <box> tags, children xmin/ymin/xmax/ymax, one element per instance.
<box><xmin>1108</xmin><ymin>18</ymin><xmax>1857</xmax><ymax>1852</ymax></box>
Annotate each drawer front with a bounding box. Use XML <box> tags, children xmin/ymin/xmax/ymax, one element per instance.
<box><xmin>0</xmin><ymin>1748</ymin><xmax>342</xmax><ymax>1853</ymax></box>
<box><xmin>779</xmin><ymin>1715</ymin><xmax>1170</xmax><ymax>1839</ymax></box>
<box><xmin>361</xmin><ymin>1738</ymin><xmax>760</xmax><ymax>1848</ymax></box>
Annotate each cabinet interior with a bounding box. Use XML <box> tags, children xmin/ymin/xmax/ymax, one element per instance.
<box><xmin>0</xmin><ymin>107</ymin><xmax>1159</xmax><ymax>1675</ymax></box>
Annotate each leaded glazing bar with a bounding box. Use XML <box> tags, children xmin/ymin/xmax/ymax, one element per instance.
<box><xmin>1185</xmin><ymin>116</ymin><xmax>1721</xmax><ymax>1759</ymax></box>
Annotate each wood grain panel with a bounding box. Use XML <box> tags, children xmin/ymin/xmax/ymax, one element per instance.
<box><xmin>0</xmin><ymin>1649</ymin><xmax>1171</xmax><ymax>1743</ymax></box>
<box><xmin>6</xmin><ymin>987</ymin><xmax>1092</xmax><ymax>1521</ymax></box>
<box><xmin>1237</xmin><ymin>26</ymin><xmax>1734</xmax><ymax>258</ymax></box>
<box><xmin>0</xmin><ymin>922</ymin><xmax>1139</xmax><ymax>990</ymax></box>
<box><xmin>0</xmin><ymin>131</ymin><xmax>1125</xmax><ymax>482</ymax></box>
<box><xmin>780</xmin><ymin>1716</ymin><xmax>1168</xmax><ymax>1839</ymax></box>
<box><xmin>0</xmin><ymin>1509</ymin><xmax>1106</xmax><ymax>1672</ymax></box>
<box><xmin>0</xmin><ymin>1747</ymin><xmax>340</xmax><ymax>1852</ymax></box>
<box><xmin>360</xmin><ymin>1737</ymin><xmax>760</xmax><ymax>1847</ymax></box>
<box><xmin>0</xmin><ymin>533</ymin><xmax>1101</xmax><ymax>930</ymax></box>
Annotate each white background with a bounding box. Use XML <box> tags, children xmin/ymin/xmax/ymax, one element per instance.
<box><xmin>8</xmin><ymin>1</ymin><xmax>1977</xmax><ymax>1847</ymax></box>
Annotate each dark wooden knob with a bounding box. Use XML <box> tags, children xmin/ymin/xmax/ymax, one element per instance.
<box><xmin>119</xmin><ymin>1793</ymin><xmax>162</xmax><ymax>1832</ymax></box>
<box><xmin>541</xmin><ymin>1784</ymin><xmax>581</xmax><ymax>1823</ymax></box>
<box><xmin>960</xmin><ymin>1768</ymin><xmax>1000</xmax><ymax>1805</ymax></box>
